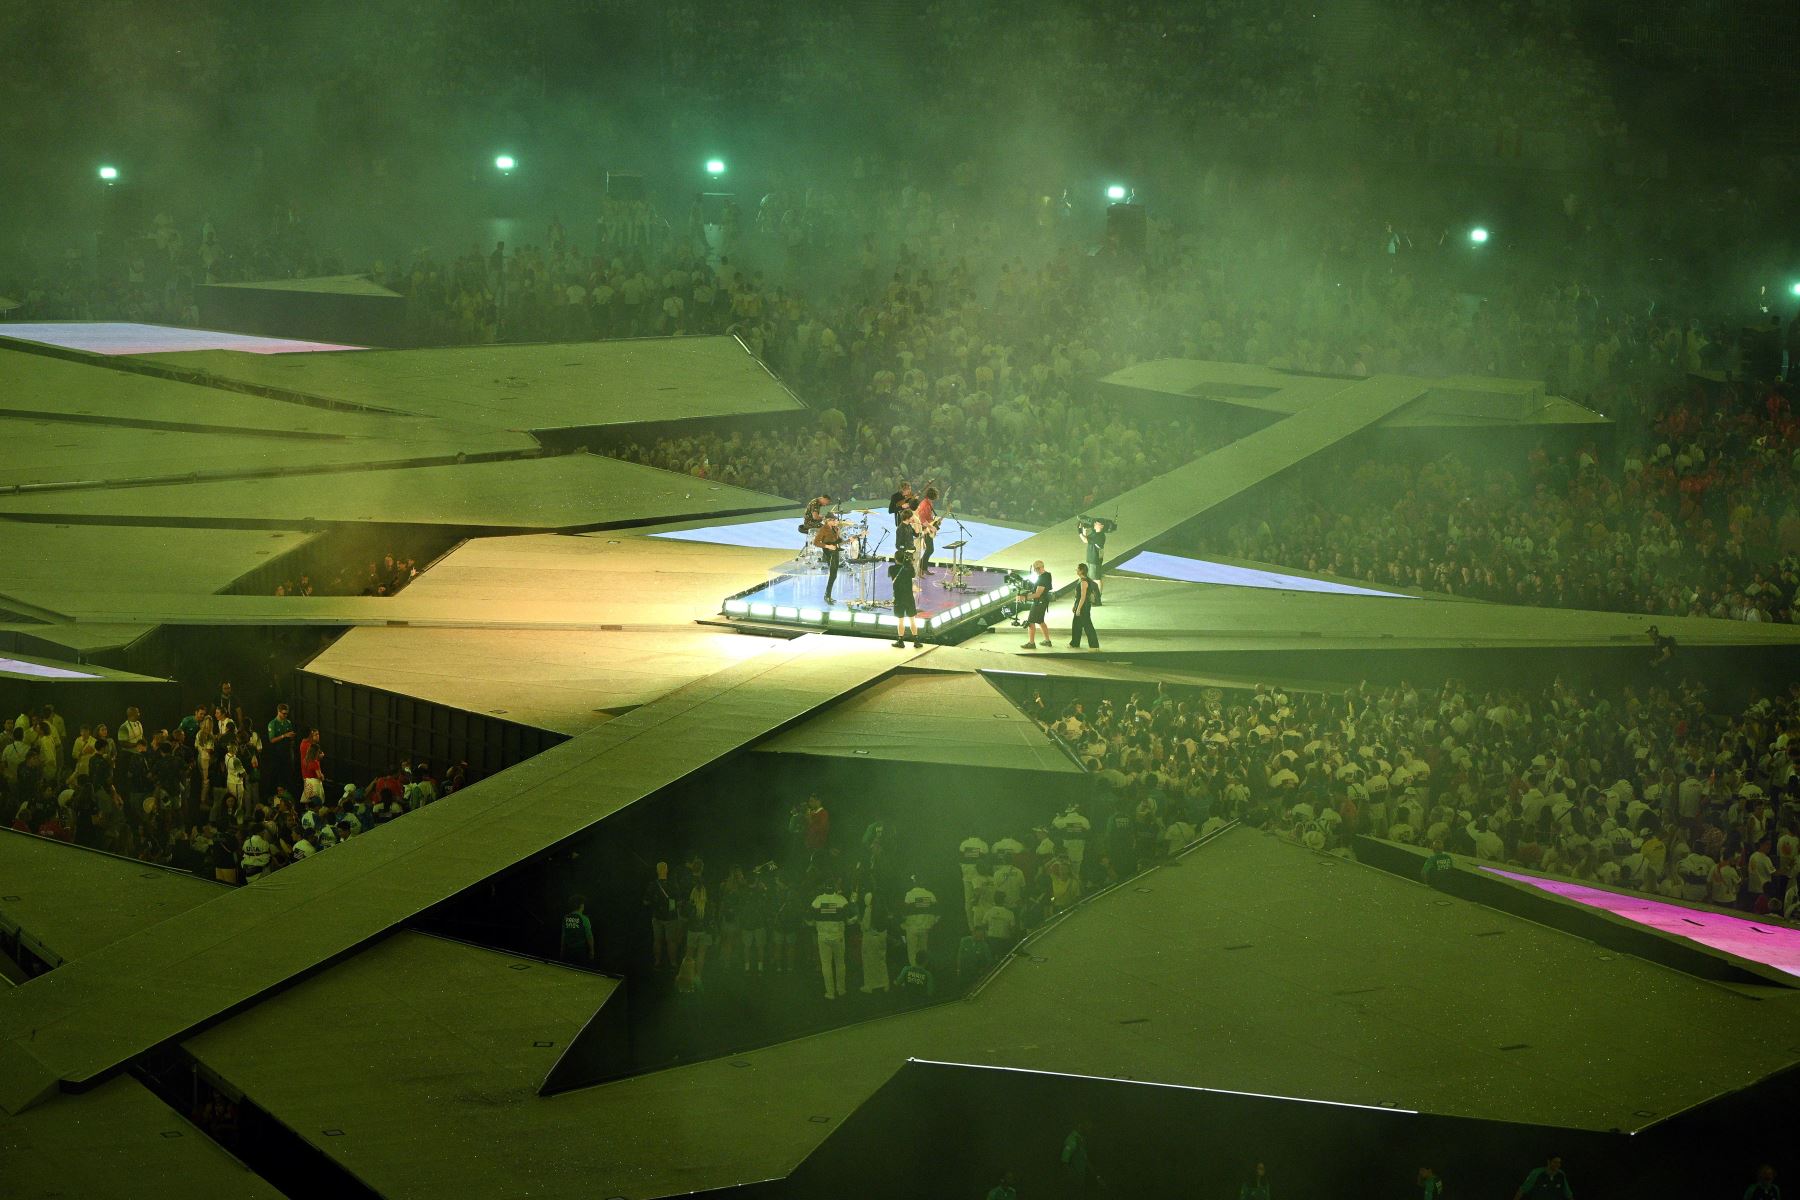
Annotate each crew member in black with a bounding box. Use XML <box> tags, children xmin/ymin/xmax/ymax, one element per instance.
<box><xmin>1079</xmin><ymin>518</ymin><xmax>1108</xmax><ymax>604</ymax></box>
<box><xmin>890</xmin><ymin>548</ymin><xmax>922</xmax><ymax>648</ymax></box>
<box><xmin>887</xmin><ymin>480</ymin><xmax>915</xmax><ymax>520</ymax></box>
<box><xmin>1021</xmin><ymin>560</ymin><xmax>1052</xmax><ymax>649</ymax></box>
<box><xmin>1068</xmin><ymin>562</ymin><xmax>1100</xmax><ymax>648</ymax></box>
<box><xmin>1647</xmin><ymin>625</ymin><xmax>1676</xmax><ymax>669</ymax></box>
<box><xmin>888</xmin><ymin>481</ymin><xmax>917</xmax><ymax>554</ymax></box>
<box><xmin>815</xmin><ymin>513</ymin><xmax>845</xmax><ymax>604</ymax></box>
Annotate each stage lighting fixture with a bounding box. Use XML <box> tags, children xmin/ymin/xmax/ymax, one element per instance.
<box><xmin>1790</xmin><ymin>281</ymin><xmax>1800</xmax><ymax>298</ymax></box>
<box><xmin>1105</xmin><ymin>184</ymin><xmax>1128</xmax><ymax>201</ymax></box>
<box><xmin>1469</xmin><ymin>226</ymin><xmax>1490</xmax><ymax>245</ymax></box>
<box><xmin>705</xmin><ymin>158</ymin><xmax>726</xmax><ymax>176</ymax></box>
<box><xmin>97</xmin><ymin>165</ymin><xmax>119</xmax><ymax>182</ymax></box>
<box><xmin>494</xmin><ymin>154</ymin><xmax>517</xmax><ymax>172</ymax></box>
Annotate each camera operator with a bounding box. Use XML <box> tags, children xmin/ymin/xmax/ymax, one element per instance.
<box><xmin>1078</xmin><ymin>518</ymin><xmax>1109</xmax><ymax>605</ymax></box>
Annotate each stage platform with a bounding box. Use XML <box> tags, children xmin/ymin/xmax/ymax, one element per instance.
<box><xmin>131</xmin><ymin>826</ymin><xmax>1800</xmax><ymax>1200</ymax></box>
<box><xmin>724</xmin><ymin>560</ymin><xmax>1016</xmax><ymax>640</ymax></box>
<box><xmin>143</xmin><ymin>334</ymin><xmax>804</xmax><ymax>433</ymax></box>
<box><xmin>0</xmin><ymin>831</ymin><xmax>228</xmax><ymax>969</ymax></box>
<box><xmin>930</xmin><ymin>572</ymin><xmax>1800</xmax><ymax>659</ymax></box>
<box><xmin>0</xmin><ymin>452</ymin><xmax>788</xmax><ymax>532</ymax></box>
<box><xmin>1002</xmin><ymin>373</ymin><xmax>1433</xmax><ymax>578</ymax></box>
<box><xmin>1101</xmin><ymin>358</ymin><xmax>1608</xmax><ymax>431</ymax></box>
<box><xmin>0</xmin><ymin>636</ymin><xmax>925</xmax><ymax>1111</ymax></box>
<box><xmin>754</xmin><ymin>670</ymin><xmax>1080</xmax><ymax>772</ymax></box>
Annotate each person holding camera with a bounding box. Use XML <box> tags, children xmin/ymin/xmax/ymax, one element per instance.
<box><xmin>1069</xmin><ymin>562</ymin><xmax>1101</xmax><ymax>648</ymax></box>
<box><xmin>1079</xmin><ymin>517</ymin><xmax>1108</xmax><ymax>604</ymax></box>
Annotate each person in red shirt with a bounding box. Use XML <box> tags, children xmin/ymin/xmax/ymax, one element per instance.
<box><xmin>299</xmin><ymin>729</ymin><xmax>325</xmax><ymax>803</ymax></box>
<box><xmin>913</xmin><ymin>487</ymin><xmax>939</xmax><ymax>575</ymax></box>
<box><xmin>803</xmin><ymin>794</ymin><xmax>830</xmax><ymax>855</ymax></box>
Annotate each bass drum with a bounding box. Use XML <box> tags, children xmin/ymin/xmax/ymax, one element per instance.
<box><xmin>841</xmin><ymin>534</ymin><xmax>865</xmax><ymax>562</ymax></box>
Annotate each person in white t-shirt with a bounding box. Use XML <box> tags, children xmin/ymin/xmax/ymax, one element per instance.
<box><xmin>983</xmin><ymin>900</ymin><xmax>1018</xmax><ymax>945</ymax></box>
<box><xmin>1053</xmin><ymin>805</ymin><xmax>1090</xmax><ymax>871</ymax></box>
<box><xmin>1746</xmin><ymin>839</ymin><xmax>1775</xmax><ymax>904</ymax></box>
<box><xmin>1676</xmin><ymin>850</ymin><xmax>1715</xmax><ymax>901</ymax></box>
<box><xmin>1710</xmin><ymin>858</ymin><xmax>1743</xmax><ymax>907</ymax></box>
<box><xmin>810</xmin><ymin>880</ymin><xmax>852</xmax><ymax>1000</ymax></box>
<box><xmin>901</xmin><ymin>879</ymin><xmax>938</xmax><ymax>966</ymax></box>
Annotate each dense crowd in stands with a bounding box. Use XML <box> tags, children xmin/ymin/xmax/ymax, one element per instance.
<box><xmin>638</xmin><ymin>664</ymin><xmax>1800</xmax><ymax>1015</ymax></box>
<box><xmin>1203</xmin><ymin>376</ymin><xmax>1800</xmax><ymax>621</ymax></box>
<box><xmin>1028</xmin><ymin>677</ymin><xmax>1800</xmax><ymax>919</ymax></box>
<box><xmin>3</xmin><ymin>692</ymin><xmax>468</xmax><ymax>888</ymax></box>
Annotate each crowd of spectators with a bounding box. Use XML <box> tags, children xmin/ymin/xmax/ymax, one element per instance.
<box><xmin>1203</xmin><ymin>376</ymin><xmax>1800</xmax><ymax>622</ymax></box>
<box><xmin>2</xmin><ymin>691</ymin><xmax>469</xmax><ymax>892</ymax></box>
<box><xmin>1029</xmin><ymin>677</ymin><xmax>1800</xmax><ymax>920</ymax></box>
<box><xmin>272</xmin><ymin>551</ymin><xmax>420</xmax><ymax>598</ymax></box>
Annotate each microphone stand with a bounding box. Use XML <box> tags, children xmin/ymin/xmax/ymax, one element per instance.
<box><xmin>949</xmin><ymin>515</ymin><xmax>974</xmax><ymax>589</ymax></box>
<box><xmin>853</xmin><ymin>528</ymin><xmax>890</xmax><ymax>610</ymax></box>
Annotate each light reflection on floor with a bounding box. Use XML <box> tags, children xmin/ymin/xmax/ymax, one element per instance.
<box><xmin>1117</xmin><ymin>551</ymin><xmax>1412</xmax><ymax>598</ymax></box>
<box><xmin>0</xmin><ymin>322</ymin><xmax>362</xmax><ymax>356</ymax></box>
<box><xmin>1484</xmin><ymin>867</ymin><xmax>1800</xmax><ymax>979</ymax></box>
<box><xmin>0</xmin><ymin>656</ymin><xmax>102</xmax><ymax>680</ymax></box>
<box><xmin>654</xmin><ymin>510</ymin><xmax>1036</xmax><ymax>566</ymax></box>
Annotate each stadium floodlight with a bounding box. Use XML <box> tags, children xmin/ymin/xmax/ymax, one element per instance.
<box><xmin>1790</xmin><ymin>281</ymin><xmax>1800</xmax><ymax>298</ymax></box>
<box><xmin>97</xmin><ymin>165</ymin><xmax>119</xmax><ymax>182</ymax></box>
<box><xmin>1105</xmin><ymin>184</ymin><xmax>1128</xmax><ymax>201</ymax></box>
<box><xmin>1469</xmin><ymin>226</ymin><xmax>1490</xmax><ymax>245</ymax></box>
<box><xmin>705</xmin><ymin>158</ymin><xmax>726</xmax><ymax>176</ymax></box>
<box><xmin>494</xmin><ymin>154</ymin><xmax>517</xmax><ymax>172</ymax></box>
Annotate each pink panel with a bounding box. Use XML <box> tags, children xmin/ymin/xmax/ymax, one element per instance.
<box><xmin>1483</xmin><ymin>867</ymin><xmax>1800</xmax><ymax>979</ymax></box>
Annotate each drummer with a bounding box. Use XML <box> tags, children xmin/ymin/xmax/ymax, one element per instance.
<box><xmin>814</xmin><ymin>512</ymin><xmax>846</xmax><ymax>605</ymax></box>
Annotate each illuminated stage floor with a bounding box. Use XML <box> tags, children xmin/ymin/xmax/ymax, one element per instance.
<box><xmin>726</xmin><ymin>560</ymin><xmax>1016</xmax><ymax>639</ymax></box>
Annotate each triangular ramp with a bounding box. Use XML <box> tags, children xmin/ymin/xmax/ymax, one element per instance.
<box><xmin>756</xmin><ymin>671</ymin><xmax>1080</xmax><ymax>772</ymax></box>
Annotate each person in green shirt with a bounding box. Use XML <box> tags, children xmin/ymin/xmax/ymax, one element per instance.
<box><xmin>1418</xmin><ymin>1165</ymin><xmax>1444</xmax><ymax>1200</ymax></box>
<box><xmin>1514</xmin><ymin>1155</ymin><xmax>1572</xmax><ymax>1200</ymax></box>
<box><xmin>897</xmin><ymin>952</ymin><xmax>935</xmax><ymax>999</ymax></box>
<box><xmin>266</xmin><ymin>704</ymin><xmax>296</xmax><ymax>794</ymax></box>
<box><xmin>559</xmin><ymin>895</ymin><xmax>595</xmax><ymax>963</ymax></box>
<box><xmin>1420</xmin><ymin>841</ymin><xmax>1455</xmax><ymax>886</ymax></box>
<box><xmin>984</xmin><ymin>1169</ymin><xmax>1018</xmax><ymax>1200</ymax></box>
<box><xmin>1239</xmin><ymin>1161</ymin><xmax>1271</xmax><ymax>1200</ymax></box>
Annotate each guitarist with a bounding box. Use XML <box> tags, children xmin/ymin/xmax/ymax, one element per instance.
<box><xmin>913</xmin><ymin>486</ymin><xmax>942</xmax><ymax>575</ymax></box>
<box><xmin>813</xmin><ymin>513</ymin><xmax>845</xmax><ymax>604</ymax></box>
